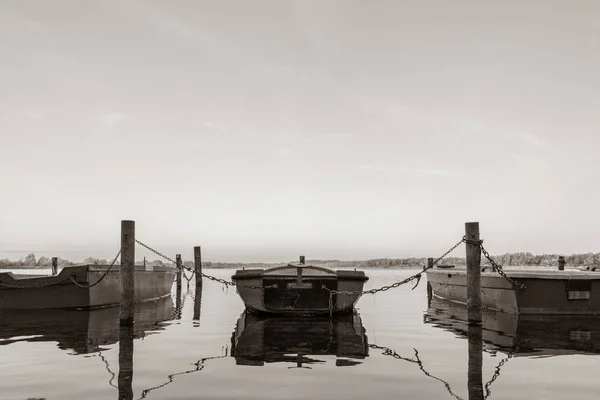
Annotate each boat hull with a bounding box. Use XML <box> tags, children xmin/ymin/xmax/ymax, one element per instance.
<box><xmin>426</xmin><ymin>266</ymin><xmax>600</xmax><ymax>315</ymax></box>
<box><xmin>232</xmin><ymin>266</ymin><xmax>368</xmax><ymax>316</ymax></box>
<box><xmin>0</xmin><ymin>264</ymin><xmax>176</xmax><ymax>310</ymax></box>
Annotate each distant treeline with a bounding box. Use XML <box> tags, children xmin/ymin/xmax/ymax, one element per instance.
<box><xmin>2</xmin><ymin>251</ymin><xmax>600</xmax><ymax>269</ymax></box>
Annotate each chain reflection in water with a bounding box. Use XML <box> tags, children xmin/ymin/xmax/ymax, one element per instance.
<box><xmin>369</xmin><ymin>344</ymin><xmax>464</xmax><ymax>400</ymax></box>
<box><xmin>483</xmin><ymin>353</ymin><xmax>513</xmax><ymax>399</ymax></box>
<box><xmin>137</xmin><ymin>353</ymin><xmax>228</xmax><ymax>400</ymax></box>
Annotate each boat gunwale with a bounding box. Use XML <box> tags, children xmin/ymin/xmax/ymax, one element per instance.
<box><xmin>0</xmin><ymin>264</ymin><xmax>177</xmax><ymax>286</ymax></box>
<box><xmin>426</xmin><ymin>267</ymin><xmax>600</xmax><ymax>280</ymax></box>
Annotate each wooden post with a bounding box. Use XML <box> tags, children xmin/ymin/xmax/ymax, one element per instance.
<box><xmin>467</xmin><ymin>324</ymin><xmax>484</xmax><ymax>400</ymax></box>
<box><xmin>176</xmin><ymin>254</ymin><xmax>182</xmax><ymax>295</ymax></box>
<box><xmin>194</xmin><ymin>246</ymin><xmax>203</xmax><ymax>291</ymax></box>
<box><xmin>426</xmin><ymin>257</ymin><xmax>434</xmax><ymax>305</ymax></box>
<box><xmin>175</xmin><ymin>254</ymin><xmax>182</xmax><ymax>319</ymax></box>
<box><xmin>118</xmin><ymin>323</ymin><xmax>134</xmax><ymax>400</ymax></box>
<box><xmin>120</xmin><ymin>220</ymin><xmax>135</xmax><ymax>326</ymax></box>
<box><xmin>558</xmin><ymin>256</ymin><xmax>565</xmax><ymax>271</ymax></box>
<box><xmin>465</xmin><ymin>222</ymin><xmax>482</xmax><ymax>325</ymax></box>
<box><xmin>51</xmin><ymin>257</ymin><xmax>58</xmax><ymax>276</ymax></box>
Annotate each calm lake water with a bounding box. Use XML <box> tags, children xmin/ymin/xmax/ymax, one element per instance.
<box><xmin>1</xmin><ymin>268</ymin><xmax>599</xmax><ymax>399</ymax></box>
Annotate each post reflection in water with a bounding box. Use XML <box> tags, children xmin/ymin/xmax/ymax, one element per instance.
<box><xmin>193</xmin><ymin>287</ymin><xmax>202</xmax><ymax>324</ymax></box>
<box><xmin>118</xmin><ymin>324</ymin><xmax>134</xmax><ymax>400</ymax></box>
<box><xmin>175</xmin><ymin>284</ymin><xmax>182</xmax><ymax>320</ymax></box>
<box><xmin>230</xmin><ymin>311</ymin><xmax>369</xmax><ymax>368</ymax></box>
<box><xmin>468</xmin><ymin>324</ymin><xmax>484</xmax><ymax>400</ymax></box>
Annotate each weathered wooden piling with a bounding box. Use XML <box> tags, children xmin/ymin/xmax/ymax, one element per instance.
<box><xmin>174</xmin><ymin>254</ymin><xmax>182</xmax><ymax>319</ymax></box>
<box><xmin>176</xmin><ymin>254</ymin><xmax>182</xmax><ymax>294</ymax></box>
<box><xmin>194</xmin><ymin>246</ymin><xmax>203</xmax><ymax>292</ymax></box>
<box><xmin>120</xmin><ymin>220</ymin><xmax>135</xmax><ymax>326</ymax></box>
<box><xmin>51</xmin><ymin>257</ymin><xmax>58</xmax><ymax>276</ymax></box>
<box><xmin>118</xmin><ymin>323</ymin><xmax>134</xmax><ymax>400</ymax></box>
<box><xmin>467</xmin><ymin>324</ymin><xmax>484</xmax><ymax>400</ymax></box>
<box><xmin>426</xmin><ymin>258</ymin><xmax>434</xmax><ymax>305</ymax></box>
<box><xmin>558</xmin><ymin>255</ymin><xmax>565</xmax><ymax>271</ymax></box>
<box><xmin>465</xmin><ymin>222</ymin><xmax>482</xmax><ymax>325</ymax></box>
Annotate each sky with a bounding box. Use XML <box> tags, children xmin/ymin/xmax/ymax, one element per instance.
<box><xmin>1</xmin><ymin>0</ymin><xmax>600</xmax><ymax>263</ymax></box>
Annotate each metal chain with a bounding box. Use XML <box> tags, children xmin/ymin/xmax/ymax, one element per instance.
<box><xmin>135</xmin><ymin>239</ymin><xmax>274</xmax><ymax>290</ymax></box>
<box><xmin>479</xmin><ymin>244</ymin><xmax>526</xmax><ymax>290</ymax></box>
<box><xmin>484</xmin><ymin>352</ymin><xmax>513</xmax><ymax>399</ymax></box>
<box><xmin>135</xmin><ymin>239</ymin><xmax>179</xmax><ymax>265</ymax></box>
<box><xmin>323</xmin><ymin>236</ymin><xmax>467</xmax><ymax>298</ymax></box>
<box><xmin>182</xmin><ymin>268</ymin><xmax>195</xmax><ymax>282</ymax></box>
<box><xmin>69</xmin><ymin>250</ymin><xmax>121</xmax><ymax>288</ymax></box>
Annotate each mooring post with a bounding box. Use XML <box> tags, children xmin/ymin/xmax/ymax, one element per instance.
<box><xmin>51</xmin><ymin>257</ymin><xmax>58</xmax><ymax>276</ymax></box>
<box><xmin>465</xmin><ymin>222</ymin><xmax>482</xmax><ymax>325</ymax></box>
<box><xmin>426</xmin><ymin>258</ymin><xmax>434</xmax><ymax>305</ymax></box>
<box><xmin>176</xmin><ymin>254</ymin><xmax>182</xmax><ymax>294</ymax></box>
<box><xmin>175</xmin><ymin>254</ymin><xmax>182</xmax><ymax>319</ymax></box>
<box><xmin>120</xmin><ymin>220</ymin><xmax>135</xmax><ymax>326</ymax></box>
<box><xmin>558</xmin><ymin>255</ymin><xmax>565</xmax><ymax>271</ymax></box>
<box><xmin>194</xmin><ymin>246</ymin><xmax>203</xmax><ymax>291</ymax></box>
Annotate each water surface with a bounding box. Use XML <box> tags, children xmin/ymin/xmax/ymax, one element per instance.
<box><xmin>1</xmin><ymin>268</ymin><xmax>598</xmax><ymax>399</ymax></box>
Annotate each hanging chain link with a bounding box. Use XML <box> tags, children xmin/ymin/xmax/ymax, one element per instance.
<box><xmin>135</xmin><ymin>239</ymin><xmax>274</xmax><ymax>290</ymax></box>
<box><xmin>135</xmin><ymin>234</ymin><xmax>524</xmax><ymax>296</ymax></box>
<box><xmin>479</xmin><ymin>243</ymin><xmax>526</xmax><ymax>290</ymax></box>
<box><xmin>322</xmin><ymin>236</ymin><xmax>467</xmax><ymax>298</ymax></box>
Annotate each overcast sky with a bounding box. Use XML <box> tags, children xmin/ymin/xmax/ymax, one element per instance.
<box><xmin>1</xmin><ymin>0</ymin><xmax>600</xmax><ymax>263</ymax></box>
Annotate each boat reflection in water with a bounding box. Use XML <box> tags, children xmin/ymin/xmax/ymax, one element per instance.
<box><xmin>0</xmin><ymin>295</ymin><xmax>176</xmax><ymax>354</ymax></box>
<box><xmin>425</xmin><ymin>296</ymin><xmax>600</xmax><ymax>356</ymax></box>
<box><xmin>230</xmin><ymin>311</ymin><xmax>369</xmax><ymax>368</ymax></box>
